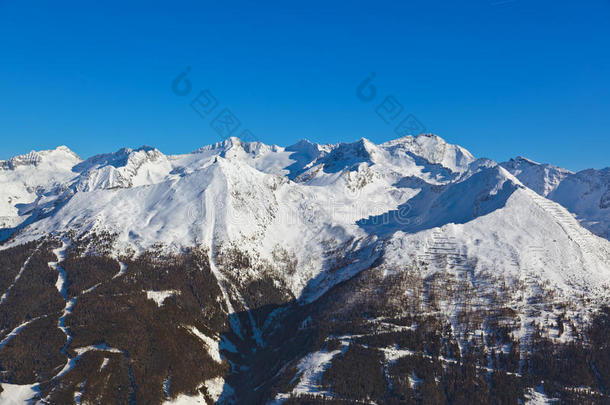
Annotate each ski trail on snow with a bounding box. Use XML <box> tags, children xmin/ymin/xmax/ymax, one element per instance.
<box><xmin>112</xmin><ymin>261</ymin><xmax>127</xmax><ymax>279</ymax></box>
<box><xmin>0</xmin><ymin>242</ymin><xmax>44</xmax><ymax>305</ymax></box>
<box><xmin>47</xmin><ymin>237</ymin><xmax>80</xmax><ymax>381</ymax></box>
<box><xmin>0</xmin><ymin>238</ymin><xmax>73</xmax><ymax>401</ymax></box>
<box><xmin>0</xmin><ymin>317</ymin><xmax>42</xmax><ymax>349</ymax></box>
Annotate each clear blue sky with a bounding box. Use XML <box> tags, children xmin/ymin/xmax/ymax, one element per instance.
<box><xmin>1</xmin><ymin>0</ymin><xmax>608</xmax><ymax>171</ymax></box>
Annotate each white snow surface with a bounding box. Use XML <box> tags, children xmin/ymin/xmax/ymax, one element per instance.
<box><xmin>184</xmin><ymin>325</ymin><xmax>222</xmax><ymax>363</ymax></box>
<box><xmin>524</xmin><ymin>387</ymin><xmax>559</xmax><ymax>404</ymax></box>
<box><xmin>203</xmin><ymin>376</ymin><xmax>226</xmax><ymax>403</ymax></box>
<box><xmin>146</xmin><ymin>290</ymin><xmax>178</xmax><ymax>306</ymax></box>
<box><xmin>549</xmin><ymin>167</ymin><xmax>610</xmax><ymax>240</ymax></box>
<box><xmin>1</xmin><ymin>134</ymin><xmax>609</xmax><ymax>309</ymax></box>
<box><xmin>290</xmin><ymin>348</ymin><xmax>345</xmax><ymax>397</ymax></box>
<box><xmin>0</xmin><ymin>146</ymin><xmax>81</xmax><ymax>230</ymax></box>
<box><xmin>502</xmin><ymin>156</ymin><xmax>609</xmax><ymax>240</ymax></box>
<box><xmin>0</xmin><ymin>384</ymin><xmax>39</xmax><ymax>404</ymax></box>
<box><xmin>162</xmin><ymin>377</ymin><xmax>228</xmax><ymax>404</ymax></box>
<box><xmin>501</xmin><ymin>156</ymin><xmax>572</xmax><ymax>196</ymax></box>
<box><xmin>1</xmin><ymin>134</ymin><xmax>609</xmax><ymax>404</ymax></box>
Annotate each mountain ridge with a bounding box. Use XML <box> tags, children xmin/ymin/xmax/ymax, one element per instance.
<box><xmin>0</xmin><ymin>134</ymin><xmax>609</xmax><ymax>404</ymax></box>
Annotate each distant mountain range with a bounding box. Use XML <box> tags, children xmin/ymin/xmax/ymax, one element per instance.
<box><xmin>0</xmin><ymin>134</ymin><xmax>608</xmax><ymax>404</ymax></box>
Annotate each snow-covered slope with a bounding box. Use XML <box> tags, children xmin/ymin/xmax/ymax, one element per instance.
<box><xmin>549</xmin><ymin>168</ymin><xmax>610</xmax><ymax>240</ymax></box>
<box><xmin>71</xmin><ymin>146</ymin><xmax>172</xmax><ymax>191</ymax></box>
<box><xmin>2</xmin><ymin>136</ymin><xmax>608</xmax><ymax>301</ymax></box>
<box><xmin>501</xmin><ymin>157</ymin><xmax>609</xmax><ymax>240</ymax></box>
<box><xmin>500</xmin><ymin>156</ymin><xmax>572</xmax><ymax>196</ymax></box>
<box><xmin>0</xmin><ymin>146</ymin><xmax>81</xmax><ymax>230</ymax></box>
<box><xmin>0</xmin><ymin>134</ymin><xmax>609</xmax><ymax>404</ymax></box>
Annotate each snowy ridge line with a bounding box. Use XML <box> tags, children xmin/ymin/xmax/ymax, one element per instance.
<box><xmin>1</xmin><ymin>134</ymin><xmax>609</xmax><ymax>403</ymax></box>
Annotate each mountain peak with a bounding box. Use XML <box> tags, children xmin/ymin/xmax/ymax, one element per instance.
<box><xmin>54</xmin><ymin>145</ymin><xmax>80</xmax><ymax>156</ymax></box>
<box><xmin>192</xmin><ymin>136</ymin><xmax>264</xmax><ymax>156</ymax></box>
<box><xmin>510</xmin><ymin>156</ymin><xmax>541</xmax><ymax>166</ymax></box>
<box><xmin>389</xmin><ymin>132</ymin><xmax>449</xmax><ymax>144</ymax></box>
<box><xmin>381</xmin><ymin>133</ymin><xmax>475</xmax><ymax>172</ymax></box>
<box><xmin>70</xmin><ymin>146</ymin><xmax>170</xmax><ymax>191</ymax></box>
<box><xmin>2</xmin><ymin>134</ymin><xmax>609</xmax><ymax>405</ymax></box>
<box><xmin>0</xmin><ymin>145</ymin><xmax>81</xmax><ymax>171</ymax></box>
<box><xmin>500</xmin><ymin>156</ymin><xmax>572</xmax><ymax>197</ymax></box>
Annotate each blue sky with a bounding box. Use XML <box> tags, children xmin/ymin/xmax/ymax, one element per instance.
<box><xmin>1</xmin><ymin>0</ymin><xmax>608</xmax><ymax>171</ymax></box>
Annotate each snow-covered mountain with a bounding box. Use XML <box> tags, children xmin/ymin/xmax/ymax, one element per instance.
<box><xmin>0</xmin><ymin>134</ymin><xmax>608</xmax><ymax>404</ymax></box>
<box><xmin>0</xmin><ymin>146</ymin><xmax>81</xmax><ymax>230</ymax></box>
<box><xmin>500</xmin><ymin>156</ymin><xmax>572</xmax><ymax>196</ymax></box>
<box><xmin>549</xmin><ymin>168</ymin><xmax>610</xmax><ymax>240</ymax></box>
<box><xmin>502</xmin><ymin>156</ymin><xmax>610</xmax><ymax>240</ymax></box>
